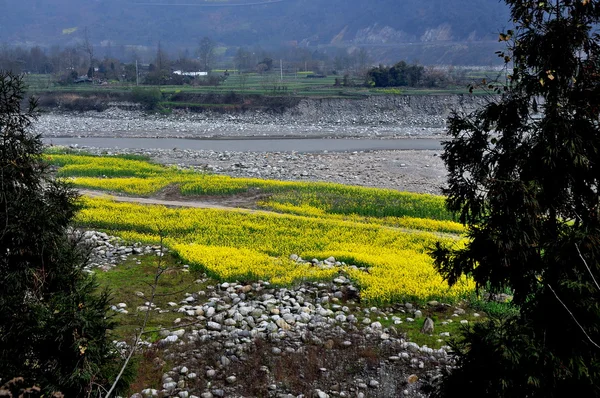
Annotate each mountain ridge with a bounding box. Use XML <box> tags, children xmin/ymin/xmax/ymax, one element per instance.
<box><xmin>0</xmin><ymin>0</ymin><xmax>511</xmax><ymax>64</ymax></box>
<box><xmin>2</xmin><ymin>0</ymin><xmax>510</xmax><ymax>47</ymax></box>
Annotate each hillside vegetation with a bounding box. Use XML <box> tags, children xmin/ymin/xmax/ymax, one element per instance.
<box><xmin>2</xmin><ymin>0</ymin><xmax>509</xmax><ymax>64</ymax></box>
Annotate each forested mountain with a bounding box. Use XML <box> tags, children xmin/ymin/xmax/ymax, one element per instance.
<box><xmin>0</xmin><ymin>0</ymin><xmax>510</xmax><ymax>64</ymax></box>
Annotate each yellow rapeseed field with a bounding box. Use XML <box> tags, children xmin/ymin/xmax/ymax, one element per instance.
<box><xmin>77</xmin><ymin>197</ymin><xmax>473</xmax><ymax>303</ymax></box>
<box><xmin>47</xmin><ymin>152</ymin><xmax>473</xmax><ymax>303</ymax></box>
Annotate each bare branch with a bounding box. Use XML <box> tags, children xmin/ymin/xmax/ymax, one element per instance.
<box><xmin>548</xmin><ymin>284</ymin><xmax>600</xmax><ymax>350</ymax></box>
<box><xmin>575</xmin><ymin>244</ymin><xmax>600</xmax><ymax>292</ymax></box>
<box><xmin>104</xmin><ymin>234</ymin><xmax>166</xmax><ymax>398</ymax></box>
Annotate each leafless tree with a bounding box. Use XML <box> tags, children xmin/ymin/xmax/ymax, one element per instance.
<box><xmin>79</xmin><ymin>28</ymin><xmax>94</xmax><ymax>79</ymax></box>
<box><xmin>198</xmin><ymin>37</ymin><xmax>215</xmax><ymax>72</ymax></box>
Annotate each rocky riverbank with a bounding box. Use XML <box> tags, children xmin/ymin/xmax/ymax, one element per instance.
<box><xmin>36</xmin><ymin>95</ymin><xmax>485</xmax><ymax>140</ymax></box>
<box><xmin>79</xmin><ymin>231</ymin><xmax>472</xmax><ymax>398</ymax></box>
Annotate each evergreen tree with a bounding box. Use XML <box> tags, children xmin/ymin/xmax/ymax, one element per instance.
<box><xmin>431</xmin><ymin>1</ymin><xmax>600</xmax><ymax>396</ymax></box>
<box><xmin>0</xmin><ymin>71</ymin><xmax>117</xmax><ymax>396</ymax></box>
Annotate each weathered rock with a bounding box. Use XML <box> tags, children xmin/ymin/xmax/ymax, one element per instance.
<box><xmin>421</xmin><ymin>317</ymin><xmax>435</xmax><ymax>334</ymax></box>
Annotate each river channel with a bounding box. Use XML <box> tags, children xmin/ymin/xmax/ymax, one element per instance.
<box><xmin>44</xmin><ymin>137</ymin><xmax>443</xmax><ymax>153</ymax></box>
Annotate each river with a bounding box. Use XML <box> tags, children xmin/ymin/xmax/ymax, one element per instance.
<box><xmin>44</xmin><ymin>137</ymin><xmax>443</xmax><ymax>153</ymax></box>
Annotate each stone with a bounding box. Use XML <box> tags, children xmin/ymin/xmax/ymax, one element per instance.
<box><xmin>314</xmin><ymin>390</ymin><xmax>329</xmax><ymax>398</ymax></box>
<box><xmin>206</xmin><ymin>369</ymin><xmax>216</xmax><ymax>378</ymax></box>
<box><xmin>370</xmin><ymin>321</ymin><xmax>382</xmax><ymax>329</ymax></box>
<box><xmin>275</xmin><ymin>318</ymin><xmax>291</xmax><ymax>330</ymax></box>
<box><xmin>421</xmin><ymin>317</ymin><xmax>435</xmax><ymax>334</ymax></box>
<box><xmin>164</xmin><ymin>335</ymin><xmax>178</xmax><ymax>343</ymax></box>
<box><xmin>414</xmin><ymin>310</ymin><xmax>423</xmax><ymax>318</ymax></box>
<box><xmin>407</xmin><ymin>374</ymin><xmax>419</xmax><ymax>384</ymax></box>
<box><xmin>207</xmin><ymin>321</ymin><xmax>222</xmax><ymax>331</ymax></box>
<box><xmin>226</xmin><ymin>375</ymin><xmax>237</xmax><ymax>384</ymax></box>
<box><xmin>162</xmin><ymin>381</ymin><xmax>177</xmax><ymax>391</ymax></box>
<box><xmin>172</xmin><ymin>329</ymin><xmax>185</xmax><ymax>337</ymax></box>
<box><xmin>369</xmin><ymin>380</ymin><xmax>380</xmax><ymax>388</ymax></box>
<box><xmin>141</xmin><ymin>389</ymin><xmax>158</xmax><ymax>398</ymax></box>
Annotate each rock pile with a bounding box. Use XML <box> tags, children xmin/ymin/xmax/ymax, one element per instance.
<box><xmin>70</xmin><ymin>230</ymin><xmax>167</xmax><ymax>272</ymax></box>
<box><xmin>126</xmin><ymin>276</ymin><xmax>454</xmax><ymax>397</ymax></box>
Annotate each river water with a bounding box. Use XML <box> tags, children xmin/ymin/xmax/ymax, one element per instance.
<box><xmin>44</xmin><ymin>137</ymin><xmax>443</xmax><ymax>153</ymax></box>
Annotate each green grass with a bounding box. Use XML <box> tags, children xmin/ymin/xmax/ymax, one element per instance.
<box><xmin>25</xmin><ymin>70</ymin><xmax>495</xmax><ymax>99</ymax></box>
<box><xmin>96</xmin><ymin>253</ymin><xmax>204</xmax><ymax>341</ymax></box>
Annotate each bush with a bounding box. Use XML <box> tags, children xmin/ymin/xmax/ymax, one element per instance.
<box><xmin>131</xmin><ymin>87</ymin><xmax>162</xmax><ymax>110</ymax></box>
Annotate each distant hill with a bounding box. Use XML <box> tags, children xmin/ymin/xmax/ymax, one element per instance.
<box><xmin>0</xmin><ymin>0</ymin><xmax>511</xmax><ymax>64</ymax></box>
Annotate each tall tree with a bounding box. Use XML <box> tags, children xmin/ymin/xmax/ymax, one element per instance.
<box><xmin>0</xmin><ymin>71</ymin><xmax>118</xmax><ymax>396</ymax></box>
<box><xmin>198</xmin><ymin>36</ymin><xmax>215</xmax><ymax>72</ymax></box>
<box><xmin>431</xmin><ymin>1</ymin><xmax>600</xmax><ymax>396</ymax></box>
<box><xmin>79</xmin><ymin>28</ymin><xmax>94</xmax><ymax>80</ymax></box>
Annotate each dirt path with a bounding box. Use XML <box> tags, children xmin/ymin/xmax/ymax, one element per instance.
<box><xmin>80</xmin><ymin>189</ymin><xmax>250</xmax><ymax>212</ymax></box>
<box><xmin>79</xmin><ymin>189</ymin><xmax>460</xmax><ymax>239</ymax></box>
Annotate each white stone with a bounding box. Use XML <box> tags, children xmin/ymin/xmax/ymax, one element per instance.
<box><xmin>164</xmin><ymin>335</ymin><xmax>178</xmax><ymax>343</ymax></box>
<box><xmin>207</xmin><ymin>321</ymin><xmax>222</xmax><ymax>331</ymax></box>
<box><xmin>172</xmin><ymin>329</ymin><xmax>185</xmax><ymax>337</ymax></box>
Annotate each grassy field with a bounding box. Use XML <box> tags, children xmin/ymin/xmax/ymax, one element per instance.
<box><xmin>24</xmin><ymin>69</ymin><xmax>499</xmax><ymax>100</ymax></box>
<box><xmin>48</xmin><ymin>151</ymin><xmax>473</xmax><ymax>304</ymax></box>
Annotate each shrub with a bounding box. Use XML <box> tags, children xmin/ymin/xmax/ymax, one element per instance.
<box><xmin>131</xmin><ymin>87</ymin><xmax>162</xmax><ymax>110</ymax></box>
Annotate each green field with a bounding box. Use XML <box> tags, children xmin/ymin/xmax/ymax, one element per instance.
<box><xmin>24</xmin><ymin>68</ymin><xmax>500</xmax><ymax>100</ymax></box>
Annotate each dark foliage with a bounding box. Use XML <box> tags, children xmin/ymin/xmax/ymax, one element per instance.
<box><xmin>367</xmin><ymin>61</ymin><xmax>424</xmax><ymax>87</ymax></box>
<box><xmin>0</xmin><ymin>71</ymin><xmax>117</xmax><ymax>396</ymax></box>
<box><xmin>431</xmin><ymin>1</ymin><xmax>600</xmax><ymax>396</ymax></box>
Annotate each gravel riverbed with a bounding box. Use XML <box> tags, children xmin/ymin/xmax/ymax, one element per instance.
<box><xmin>39</xmin><ymin>109</ymin><xmax>449</xmax><ymax>195</ymax></box>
